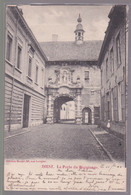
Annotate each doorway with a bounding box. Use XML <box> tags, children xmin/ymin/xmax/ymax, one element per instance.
<box><xmin>94</xmin><ymin>107</ymin><xmax>100</xmax><ymax>125</ymax></box>
<box><xmin>23</xmin><ymin>94</ymin><xmax>30</xmax><ymax>128</ymax></box>
<box><xmin>82</xmin><ymin>107</ymin><xmax>91</xmax><ymax>124</ymax></box>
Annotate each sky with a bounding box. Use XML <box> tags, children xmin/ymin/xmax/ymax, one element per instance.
<box><xmin>19</xmin><ymin>5</ymin><xmax>112</xmax><ymax>42</ymax></box>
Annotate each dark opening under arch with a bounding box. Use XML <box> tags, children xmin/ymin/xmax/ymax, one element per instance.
<box><xmin>54</xmin><ymin>96</ymin><xmax>75</xmax><ymax>123</ymax></box>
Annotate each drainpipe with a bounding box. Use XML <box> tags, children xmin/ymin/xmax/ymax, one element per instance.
<box><xmin>125</xmin><ymin>10</ymin><xmax>128</xmax><ymax>126</ymax></box>
<box><xmin>125</xmin><ymin>7</ymin><xmax>128</xmax><ymax>166</ymax></box>
<box><xmin>8</xmin><ymin>15</ymin><xmax>19</xmax><ymax>132</ymax></box>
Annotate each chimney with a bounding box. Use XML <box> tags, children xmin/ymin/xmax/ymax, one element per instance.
<box><xmin>52</xmin><ymin>34</ymin><xmax>58</xmax><ymax>42</ymax></box>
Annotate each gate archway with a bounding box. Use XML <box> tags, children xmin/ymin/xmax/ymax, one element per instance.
<box><xmin>46</xmin><ymin>86</ymin><xmax>82</xmax><ymax>124</ymax></box>
<box><xmin>54</xmin><ymin>96</ymin><xmax>75</xmax><ymax>123</ymax></box>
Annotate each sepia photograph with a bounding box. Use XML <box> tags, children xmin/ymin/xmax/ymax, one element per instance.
<box><xmin>4</xmin><ymin>4</ymin><xmax>128</xmax><ymax>191</ymax></box>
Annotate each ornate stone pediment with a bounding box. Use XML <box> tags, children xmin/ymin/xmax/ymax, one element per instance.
<box><xmin>48</xmin><ymin>67</ymin><xmax>80</xmax><ymax>86</ymax></box>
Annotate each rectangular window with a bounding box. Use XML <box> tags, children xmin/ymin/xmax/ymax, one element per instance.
<box><xmin>35</xmin><ymin>65</ymin><xmax>38</xmax><ymax>83</ymax></box>
<box><xmin>118</xmin><ymin>81</ymin><xmax>125</xmax><ymax>122</ymax></box>
<box><xmin>17</xmin><ymin>45</ymin><xmax>22</xmax><ymax>69</ymax></box>
<box><xmin>28</xmin><ymin>57</ymin><xmax>32</xmax><ymax>78</ymax></box>
<box><xmin>111</xmin><ymin>89</ymin><xmax>114</xmax><ymax>121</ymax></box>
<box><xmin>107</xmin><ymin>101</ymin><xmax>110</xmax><ymax>120</ymax></box>
<box><xmin>106</xmin><ymin>92</ymin><xmax>110</xmax><ymax>120</ymax></box>
<box><xmin>101</xmin><ymin>98</ymin><xmax>103</xmax><ymax>120</ymax></box>
<box><xmin>101</xmin><ymin>69</ymin><xmax>103</xmax><ymax>86</ymax></box>
<box><xmin>118</xmin><ymin>82</ymin><xmax>122</xmax><ymax>121</ymax></box>
<box><xmin>106</xmin><ymin>58</ymin><xmax>108</xmax><ymax>80</ymax></box>
<box><xmin>41</xmin><ymin>68</ymin><xmax>44</xmax><ymax>88</ymax></box>
<box><xmin>6</xmin><ymin>35</ymin><xmax>12</xmax><ymax>61</ymax></box>
<box><xmin>110</xmin><ymin>47</ymin><xmax>114</xmax><ymax>73</ymax></box>
<box><xmin>113</xmin><ymin>86</ymin><xmax>118</xmax><ymax>122</ymax></box>
<box><xmin>121</xmin><ymin>81</ymin><xmax>125</xmax><ymax>122</ymax></box>
<box><xmin>116</xmin><ymin>33</ymin><xmax>121</xmax><ymax>66</ymax></box>
<box><xmin>85</xmin><ymin>71</ymin><xmax>89</xmax><ymax>81</ymax></box>
<box><xmin>101</xmin><ymin>95</ymin><xmax>106</xmax><ymax>121</ymax></box>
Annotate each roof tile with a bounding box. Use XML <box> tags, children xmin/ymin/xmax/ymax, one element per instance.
<box><xmin>40</xmin><ymin>40</ymin><xmax>102</xmax><ymax>61</ymax></box>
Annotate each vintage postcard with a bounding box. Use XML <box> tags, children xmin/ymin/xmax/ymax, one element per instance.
<box><xmin>4</xmin><ymin>4</ymin><xmax>128</xmax><ymax>191</ymax></box>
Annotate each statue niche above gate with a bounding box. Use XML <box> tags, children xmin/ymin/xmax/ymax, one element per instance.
<box><xmin>46</xmin><ymin>66</ymin><xmax>83</xmax><ymax>124</ymax></box>
<box><xmin>48</xmin><ymin>66</ymin><xmax>81</xmax><ymax>88</ymax></box>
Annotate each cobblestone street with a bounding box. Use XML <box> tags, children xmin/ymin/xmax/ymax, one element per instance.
<box><xmin>4</xmin><ymin>124</ymin><xmax>125</xmax><ymax>161</ymax></box>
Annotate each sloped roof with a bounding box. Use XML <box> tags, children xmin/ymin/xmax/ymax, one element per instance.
<box><xmin>40</xmin><ymin>40</ymin><xmax>102</xmax><ymax>61</ymax></box>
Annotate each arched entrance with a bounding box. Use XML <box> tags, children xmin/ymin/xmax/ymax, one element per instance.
<box><xmin>46</xmin><ymin>85</ymin><xmax>83</xmax><ymax>124</ymax></box>
<box><xmin>82</xmin><ymin>107</ymin><xmax>92</xmax><ymax>124</ymax></box>
<box><xmin>54</xmin><ymin>96</ymin><xmax>75</xmax><ymax>123</ymax></box>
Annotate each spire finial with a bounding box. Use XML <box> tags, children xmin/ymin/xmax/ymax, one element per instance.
<box><xmin>77</xmin><ymin>14</ymin><xmax>82</xmax><ymax>23</ymax></box>
<box><xmin>74</xmin><ymin>14</ymin><xmax>85</xmax><ymax>44</ymax></box>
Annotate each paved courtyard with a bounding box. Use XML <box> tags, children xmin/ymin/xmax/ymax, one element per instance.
<box><xmin>4</xmin><ymin>124</ymin><xmax>125</xmax><ymax>161</ymax></box>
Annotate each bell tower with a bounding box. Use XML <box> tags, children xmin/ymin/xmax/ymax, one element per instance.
<box><xmin>74</xmin><ymin>14</ymin><xmax>85</xmax><ymax>44</ymax></box>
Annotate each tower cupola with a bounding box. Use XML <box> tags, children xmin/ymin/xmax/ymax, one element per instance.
<box><xmin>74</xmin><ymin>14</ymin><xmax>85</xmax><ymax>44</ymax></box>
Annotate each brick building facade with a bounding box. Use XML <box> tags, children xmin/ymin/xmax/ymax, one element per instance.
<box><xmin>98</xmin><ymin>5</ymin><xmax>128</xmax><ymax>136</ymax></box>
